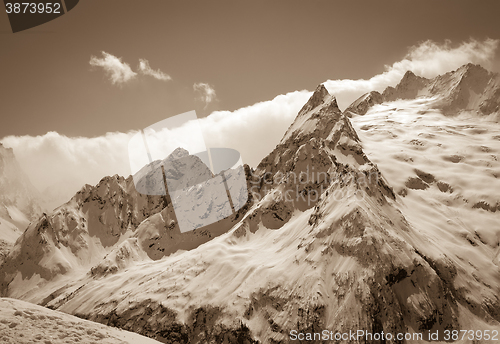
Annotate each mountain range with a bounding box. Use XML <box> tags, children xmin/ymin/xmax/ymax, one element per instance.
<box><xmin>0</xmin><ymin>63</ymin><xmax>499</xmax><ymax>343</ymax></box>
<box><xmin>345</xmin><ymin>63</ymin><xmax>500</xmax><ymax>119</ymax></box>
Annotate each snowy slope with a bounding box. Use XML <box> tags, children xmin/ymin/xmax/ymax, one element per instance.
<box><xmin>351</xmin><ymin>98</ymin><xmax>500</xmax><ymax>321</ymax></box>
<box><xmin>0</xmin><ymin>150</ymin><xmax>252</xmax><ymax>302</ymax></box>
<box><xmin>0</xmin><ymin>298</ymin><xmax>163</xmax><ymax>344</ymax></box>
<box><xmin>0</xmin><ymin>174</ymin><xmax>169</xmax><ymax>301</ymax></box>
<box><xmin>30</xmin><ymin>86</ymin><xmax>499</xmax><ymax>343</ymax></box>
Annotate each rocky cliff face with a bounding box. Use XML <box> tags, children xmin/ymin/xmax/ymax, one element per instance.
<box><xmin>344</xmin><ymin>91</ymin><xmax>384</xmax><ymax>117</ymax></box>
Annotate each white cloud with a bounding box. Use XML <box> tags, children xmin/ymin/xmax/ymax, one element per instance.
<box><xmin>193</xmin><ymin>82</ymin><xmax>217</xmax><ymax>108</ymax></box>
<box><xmin>138</xmin><ymin>59</ymin><xmax>171</xmax><ymax>81</ymax></box>
<box><xmin>89</xmin><ymin>51</ymin><xmax>137</xmax><ymax>85</ymax></box>
<box><xmin>5</xmin><ymin>39</ymin><xmax>498</xmax><ymax>208</ymax></box>
<box><xmin>324</xmin><ymin>38</ymin><xmax>499</xmax><ymax>109</ymax></box>
<box><xmin>1</xmin><ymin>131</ymin><xmax>135</xmax><ymax>208</ymax></box>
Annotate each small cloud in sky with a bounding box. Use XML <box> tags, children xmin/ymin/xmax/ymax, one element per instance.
<box><xmin>193</xmin><ymin>82</ymin><xmax>217</xmax><ymax>108</ymax></box>
<box><xmin>138</xmin><ymin>58</ymin><xmax>171</xmax><ymax>81</ymax></box>
<box><xmin>89</xmin><ymin>51</ymin><xmax>137</xmax><ymax>85</ymax></box>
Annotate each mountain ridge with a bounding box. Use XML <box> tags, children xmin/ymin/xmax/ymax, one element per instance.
<box><xmin>346</xmin><ymin>63</ymin><xmax>500</xmax><ymax>118</ymax></box>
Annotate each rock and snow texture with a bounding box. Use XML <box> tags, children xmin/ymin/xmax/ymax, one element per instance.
<box><xmin>133</xmin><ymin>147</ymin><xmax>213</xmax><ymax>196</ymax></box>
<box><xmin>347</xmin><ymin>63</ymin><xmax>500</xmax><ymax>120</ymax></box>
<box><xmin>4</xmin><ymin>84</ymin><xmax>492</xmax><ymax>343</ymax></box>
<box><xmin>344</xmin><ymin>91</ymin><xmax>384</xmax><ymax>117</ymax></box>
<box><xmin>0</xmin><ymin>174</ymin><xmax>170</xmax><ymax>300</ymax></box>
<box><xmin>0</xmin><ymin>298</ymin><xmax>163</xmax><ymax>344</ymax></box>
<box><xmin>0</xmin><ymin>149</ymin><xmax>252</xmax><ymax>301</ymax></box>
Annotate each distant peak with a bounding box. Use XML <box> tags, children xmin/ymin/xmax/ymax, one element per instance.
<box><xmin>165</xmin><ymin>147</ymin><xmax>189</xmax><ymax>161</ymax></box>
<box><xmin>344</xmin><ymin>91</ymin><xmax>383</xmax><ymax>116</ymax></box>
<box><xmin>457</xmin><ymin>62</ymin><xmax>488</xmax><ymax>75</ymax></box>
<box><xmin>462</xmin><ymin>62</ymin><xmax>481</xmax><ymax>69</ymax></box>
<box><xmin>401</xmin><ymin>70</ymin><xmax>425</xmax><ymax>81</ymax></box>
<box><xmin>404</xmin><ymin>70</ymin><xmax>416</xmax><ymax>77</ymax></box>
<box><xmin>0</xmin><ymin>143</ymin><xmax>14</xmax><ymax>157</ymax></box>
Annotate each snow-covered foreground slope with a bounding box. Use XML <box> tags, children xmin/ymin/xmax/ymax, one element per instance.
<box><xmin>0</xmin><ymin>298</ymin><xmax>163</xmax><ymax>344</ymax></box>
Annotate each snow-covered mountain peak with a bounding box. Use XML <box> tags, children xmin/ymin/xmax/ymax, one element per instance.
<box><xmin>280</xmin><ymin>84</ymin><xmax>340</xmax><ymax>143</ymax></box>
<box><xmin>383</xmin><ymin>70</ymin><xmax>428</xmax><ymax>101</ymax></box>
<box><xmin>298</xmin><ymin>83</ymin><xmax>333</xmax><ymax>113</ymax></box>
<box><xmin>400</xmin><ymin>70</ymin><xmax>424</xmax><ymax>83</ymax></box>
<box><xmin>249</xmin><ymin>84</ymin><xmax>393</xmax><ymax>230</ymax></box>
<box><xmin>133</xmin><ymin>148</ymin><xmax>212</xmax><ymax>196</ymax></box>
<box><xmin>164</xmin><ymin>147</ymin><xmax>189</xmax><ymax>162</ymax></box>
<box><xmin>456</xmin><ymin>62</ymin><xmax>488</xmax><ymax>75</ymax></box>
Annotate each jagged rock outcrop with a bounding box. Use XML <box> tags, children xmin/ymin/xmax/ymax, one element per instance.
<box><xmin>382</xmin><ymin>70</ymin><xmax>429</xmax><ymax>101</ymax></box>
<box><xmin>344</xmin><ymin>91</ymin><xmax>384</xmax><ymax>117</ymax></box>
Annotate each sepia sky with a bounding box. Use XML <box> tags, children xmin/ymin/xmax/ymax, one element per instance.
<box><xmin>1</xmin><ymin>0</ymin><xmax>500</xmax><ymax>204</ymax></box>
<box><xmin>1</xmin><ymin>0</ymin><xmax>500</xmax><ymax>138</ymax></box>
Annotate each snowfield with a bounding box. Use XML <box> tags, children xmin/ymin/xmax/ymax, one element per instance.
<box><xmin>352</xmin><ymin>98</ymin><xmax>500</xmax><ymax>261</ymax></box>
<box><xmin>0</xmin><ymin>298</ymin><xmax>163</xmax><ymax>344</ymax></box>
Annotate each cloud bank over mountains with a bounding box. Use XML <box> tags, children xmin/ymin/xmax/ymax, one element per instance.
<box><xmin>324</xmin><ymin>38</ymin><xmax>499</xmax><ymax>109</ymax></box>
<box><xmin>2</xmin><ymin>39</ymin><xmax>498</xmax><ymax>206</ymax></box>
